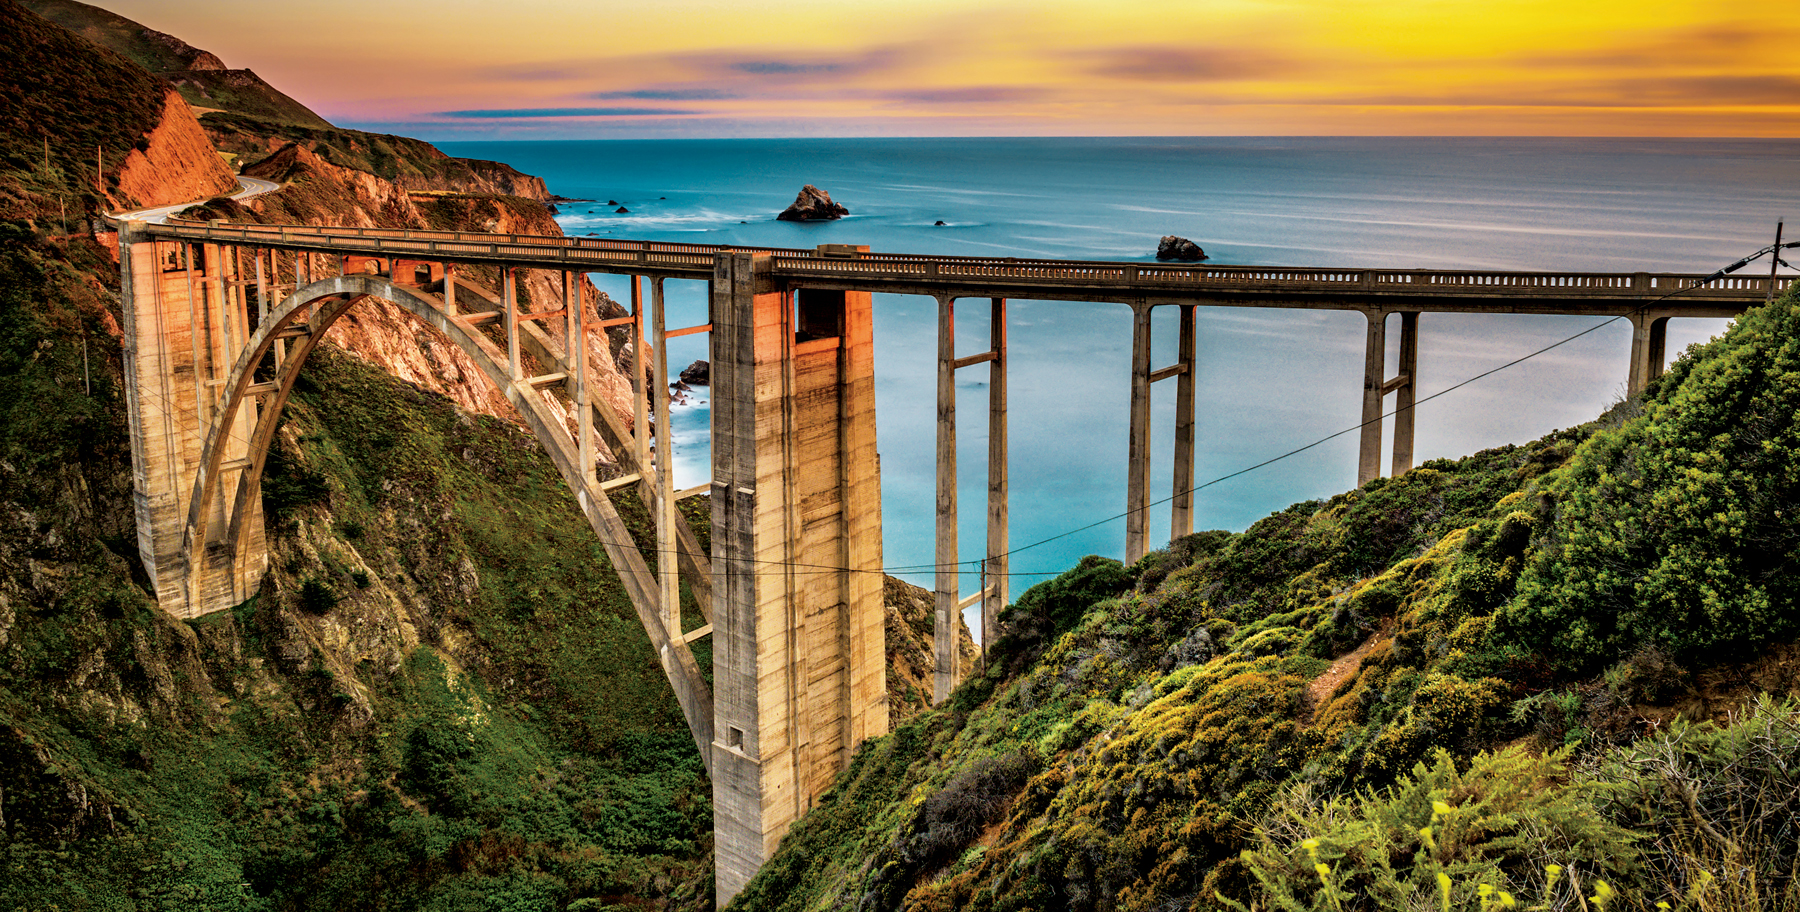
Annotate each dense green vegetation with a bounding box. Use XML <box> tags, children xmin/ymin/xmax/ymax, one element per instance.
<box><xmin>0</xmin><ymin>228</ymin><xmax>717</xmax><ymax>910</ymax></box>
<box><xmin>733</xmin><ymin>285</ymin><xmax>1800</xmax><ymax>912</ymax></box>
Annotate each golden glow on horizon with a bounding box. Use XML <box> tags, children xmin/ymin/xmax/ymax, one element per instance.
<box><xmin>98</xmin><ymin>0</ymin><xmax>1800</xmax><ymax>136</ymax></box>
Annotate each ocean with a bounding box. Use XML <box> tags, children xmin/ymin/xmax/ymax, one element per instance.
<box><xmin>438</xmin><ymin>137</ymin><xmax>1800</xmax><ymax>615</ymax></box>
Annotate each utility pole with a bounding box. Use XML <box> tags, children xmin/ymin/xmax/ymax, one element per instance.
<box><xmin>1770</xmin><ymin>220</ymin><xmax>1785</xmax><ymax>304</ymax></box>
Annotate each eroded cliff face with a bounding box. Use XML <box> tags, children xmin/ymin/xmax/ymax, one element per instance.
<box><xmin>109</xmin><ymin>89</ymin><xmax>238</xmax><ymax>210</ymax></box>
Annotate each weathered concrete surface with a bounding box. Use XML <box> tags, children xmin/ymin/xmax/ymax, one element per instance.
<box><xmin>121</xmin><ymin>225</ymin><xmax>265</xmax><ymax>617</ymax></box>
<box><xmin>711</xmin><ymin>254</ymin><xmax>886</xmax><ymax>906</ymax></box>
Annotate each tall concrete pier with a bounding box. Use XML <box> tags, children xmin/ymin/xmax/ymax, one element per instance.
<box><xmin>121</xmin><ymin>229</ymin><xmax>267</xmax><ymax>615</ymax></box>
<box><xmin>117</xmin><ymin>219</ymin><xmax>1776</xmax><ymax>907</ymax></box>
<box><xmin>709</xmin><ymin>253</ymin><xmax>887</xmax><ymax>901</ymax></box>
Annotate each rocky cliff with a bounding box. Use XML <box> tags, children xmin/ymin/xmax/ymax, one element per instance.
<box><xmin>233</xmin><ymin>140</ymin><xmax>640</xmax><ymax>443</ymax></box>
<box><xmin>211</xmin><ymin>114</ymin><xmax>550</xmax><ymax>200</ymax></box>
<box><xmin>108</xmin><ymin>88</ymin><xmax>240</xmax><ymax>209</ymax></box>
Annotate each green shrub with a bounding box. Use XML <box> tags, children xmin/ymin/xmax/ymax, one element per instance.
<box><xmin>297</xmin><ymin>576</ymin><xmax>338</xmax><ymax>614</ymax></box>
<box><xmin>1588</xmin><ymin>695</ymin><xmax>1800</xmax><ymax>911</ymax></box>
<box><xmin>1499</xmin><ymin>288</ymin><xmax>1800</xmax><ymax>669</ymax></box>
<box><xmin>1230</xmin><ymin>747</ymin><xmax>1636</xmax><ymax>911</ymax></box>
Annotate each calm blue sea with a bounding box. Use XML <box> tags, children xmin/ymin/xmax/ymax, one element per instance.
<box><xmin>439</xmin><ymin>137</ymin><xmax>1800</xmax><ymax>617</ymax></box>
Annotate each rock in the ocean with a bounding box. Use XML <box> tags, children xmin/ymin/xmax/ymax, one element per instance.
<box><xmin>615</xmin><ymin>206</ymin><xmax>630</xmax><ymax>213</ymax></box>
<box><xmin>1156</xmin><ymin>235</ymin><xmax>1208</xmax><ymax>261</ymax></box>
<box><xmin>607</xmin><ymin>199</ymin><xmax>619</xmax><ymax>205</ymax></box>
<box><xmin>778</xmin><ymin>184</ymin><xmax>850</xmax><ymax>221</ymax></box>
<box><xmin>679</xmin><ymin>359</ymin><xmax>710</xmax><ymax>386</ymax></box>
<box><xmin>934</xmin><ymin>220</ymin><xmax>946</xmax><ymax>226</ymax></box>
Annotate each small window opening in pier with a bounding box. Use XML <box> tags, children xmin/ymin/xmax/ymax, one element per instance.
<box><xmin>795</xmin><ymin>288</ymin><xmax>844</xmax><ymax>342</ymax></box>
<box><xmin>728</xmin><ymin>726</ymin><xmax>744</xmax><ymax>748</ymax></box>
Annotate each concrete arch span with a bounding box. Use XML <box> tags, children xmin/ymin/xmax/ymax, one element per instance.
<box><xmin>178</xmin><ymin>274</ymin><xmax>715</xmax><ymax>770</ymax></box>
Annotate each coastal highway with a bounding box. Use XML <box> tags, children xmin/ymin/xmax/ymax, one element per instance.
<box><xmin>113</xmin><ymin>175</ymin><xmax>282</xmax><ymax>223</ymax></box>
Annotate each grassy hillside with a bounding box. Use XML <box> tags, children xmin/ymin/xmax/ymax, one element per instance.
<box><xmin>0</xmin><ymin>226</ymin><xmax>724</xmax><ymax>910</ymax></box>
<box><xmin>20</xmin><ymin>0</ymin><xmax>333</xmax><ymax>129</ymax></box>
<box><xmin>733</xmin><ymin>285</ymin><xmax>1800</xmax><ymax>912</ymax></box>
<box><xmin>208</xmin><ymin>113</ymin><xmax>547</xmax><ymax>198</ymax></box>
<box><xmin>0</xmin><ymin>0</ymin><xmax>167</xmax><ymax>223</ymax></box>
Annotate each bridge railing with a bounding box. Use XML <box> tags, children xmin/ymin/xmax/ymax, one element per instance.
<box><xmin>138</xmin><ymin>219</ymin><xmax>1777</xmax><ymax>301</ymax></box>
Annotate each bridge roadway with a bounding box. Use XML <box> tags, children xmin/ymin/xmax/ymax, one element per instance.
<box><xmin>151</xmin><ymin>218</ymin><xmax>1766</xmax><ymax>311</ymax></box>
<box><xmin>122</xmin><ymin>218</ymin><xmax>1780</xmax><ymax>906</ymax></box>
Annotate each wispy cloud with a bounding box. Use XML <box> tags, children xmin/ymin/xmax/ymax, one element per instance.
<box><xmin>588</xmin><ymin>88</ymin><xmax>737</xmax><ymax>100</ymax></box>
<box><xmin>438</xmin><ymin>107</ymin><xmax>702</xmax><ymax>118</ymax></box>
<box><xmin>730</xmin><ymin>61</ymin><xmax>842</xmax><ymax>75</ymax></box>
<box><xmin>885</xmin><ymin>86</ymin><xmax>1052</xmax><ymax>104</ymax></box>
<box><xmin>1086</xmin><ymin>46</ymin><xmax>1299</xmax><ymax>82</ymax></box>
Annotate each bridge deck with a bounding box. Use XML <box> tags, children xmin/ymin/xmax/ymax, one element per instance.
<box><xmin>138</xmin><ymin>221</ymin><xmax>1773</xmax><ymax>315</ymax></box>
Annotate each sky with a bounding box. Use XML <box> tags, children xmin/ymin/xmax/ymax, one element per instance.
<box><xmin>102</xmin><ymin>0</ymin><xmax>1800</xmax><ymax>139</ymax></box>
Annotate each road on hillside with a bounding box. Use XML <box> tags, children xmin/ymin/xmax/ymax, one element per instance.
<box><xmin>113</xmin><ymin>175</ymin><xmax>281</xmax><ymax>224</ymax></box>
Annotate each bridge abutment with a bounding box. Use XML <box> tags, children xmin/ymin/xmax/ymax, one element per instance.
<box><xmin>120</xmin><ymin>223</ymin><xmax>267</xmax><ymax>618</ymax></box>
<box><xmin>711</xmin><ymin>253</ymin><xmax>887</xmax><ymax>905</ymax></box>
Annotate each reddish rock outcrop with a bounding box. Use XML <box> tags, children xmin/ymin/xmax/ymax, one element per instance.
<box><xmin>243</xmin><ymin>144</ymin><xmax>642</xmax><ymax>457</ymax></box>
<box><xmin>109</xmin><ymin>90</ymin><xmax>238</xmax><ymax>211</ymax></box>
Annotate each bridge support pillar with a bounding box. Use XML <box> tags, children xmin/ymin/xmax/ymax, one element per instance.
<box><xmin>1357</xmin><ymin>310</ymin><xmax>1420</xmax><ymax>487</ymax></box>
<box><xmin>120</xmin><ymin>223</ymin><xmax>267</xmax><ymax>618</ymax></box>
<box><xmin>935</xmin><ymin>294</ymin><xmax>959</xmax><ymax>701</ymax></box>
<box><xmin>711</xmin><ymin>253</ymin><xmax>887</xmax><ymax>907</ymax></box>
<box><xmin>1627</xmin><ymin>311</ymin><xmax>1669</xmax><ymax>397</ymax></box>
<box><xmin>1170</xmin><ymin>304</ymin><xmax>1198</xmax><ymax>539</ymax></box>
<box><xmin>932</xmin><ymin>296</ymin><xmax>1010</xmax><ymax>701</ymax></box>
<box><xmin>1125</xmin><ymin>302</ymin><xmax>1202</xmax><ymax>562</ymax></box>
<box><xmin>1125</xmin><ymin>302</ymin><xmax>1154</xmax><ymax>564</ymax></box>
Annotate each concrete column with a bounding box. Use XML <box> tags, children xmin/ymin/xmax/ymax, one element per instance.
<box><xmin>1391</xmin><ymin>311</ymin><xmax>1419</xmax><ymax>478</ymax></box>
<box><xmin>443</xmin><ymin>263</ymin><xmax>458</xmax><ymax>317</ymax></box>
<box><xmin>711</xmin><ymin>255</ymin><xmax>884</xmax><ymax>907</ymax></box>
<box><xmin>503</xmin><ymin>268</ymin><xmax>521</xmax><ymax>380</ymax></box>
<box><xmin>984</xmin><ymin>298</ymin><xmax>1008</xmax><ymax>653</ymax></box>
<box><xmin>566</xmin><ymin>270</ymin><xmax>594</xmax><ymax>484</ymax></box>
<box><xmin>1627</xmin><ymin>312</ymin><xmax>1672</xmax><ymax>397</ymax></box>
<box><xmin>1357</xmin><ymin>310</ymin><xmax>1388</xmax><ymax>486</ymax></box>
<box><xmin>652</xmin><ymin>278</ymin><xmax>680</xmax><ymax>639</ymax></box>
<box><xmin>632</xmin><ymin>275</ymin><xmax>649</xmax><ymax>474</ymax></box>
<box><xmin>934</xmin><ymin>293</ymin><xmax>958</xmax><ymax>703</ymax></box>
<box><xmin>1171</xmin><ymin>304</ymin><xmax>1197</xmax><ymax>538</ymax></box>
<box><xmin>1125</xmin><ymin>301</ymin><xmax>1153</xmax><ymax>564</ymax></box>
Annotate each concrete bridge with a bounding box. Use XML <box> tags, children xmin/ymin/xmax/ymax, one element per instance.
<box><xmin>116</xmin><ymin>219</ymin><xmax>1774</xmax><ymax>905</ymax></box>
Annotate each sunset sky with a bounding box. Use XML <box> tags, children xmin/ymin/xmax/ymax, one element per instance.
<box><xmin>102</xmin><ymin>0</ymin><xmax>1800</xmax><ymax>138</ymax></box>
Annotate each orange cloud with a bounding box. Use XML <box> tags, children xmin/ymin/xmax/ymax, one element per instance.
<box><xmin>94</xmin><ymin>0</ymin><xmax>1800</xmax><ymax>137</ymax></box>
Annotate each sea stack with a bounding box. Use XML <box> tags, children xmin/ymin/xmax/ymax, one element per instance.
<box><xmin>1156</xmin><ymin>235</ymin><xmax>1208</xmax><ymax>261</ymax></box>
<box><xmin>778</xmin><ymin>184</ymin><xmax>850</xmax><ymax>221</ymax></box>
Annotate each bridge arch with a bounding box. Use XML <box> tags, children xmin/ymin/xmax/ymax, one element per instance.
<box><xmin>175</xmin><ymin>273</ymin><xmax>716</xmax><ymax>768</ymax></box>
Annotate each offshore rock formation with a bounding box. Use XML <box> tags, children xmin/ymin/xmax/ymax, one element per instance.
<box><xmin>1156</xmin><ymin>235</ymin><xmax>1208</xmax><ymax>261</ymax></box>
<box><xmin>778</xmin><ymin>184</ymin><xmax>850</xmax><ymax>221</ymax></box>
